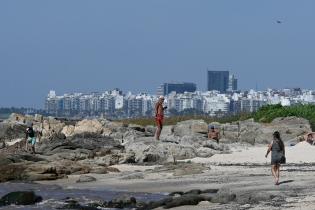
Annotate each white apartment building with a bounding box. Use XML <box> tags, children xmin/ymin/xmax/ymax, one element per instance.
<box><xmin>203</xmin><ymin>93</ymin><xmax>230</xmax><ymax>116</ymax></box>
<box><xmin>45</xmin><ymin>88</ymin><xmax>315</xmax><ymax>118</ymax></box>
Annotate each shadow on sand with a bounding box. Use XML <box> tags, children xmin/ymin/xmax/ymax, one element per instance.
<box><xmin>278</xmin><ymin>180</ymin><xmax>294</xmax><ymax>185</ymax></box>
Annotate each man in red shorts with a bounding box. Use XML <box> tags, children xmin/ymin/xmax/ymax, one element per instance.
<box><xmin>155</xmin><ymin>96</ymin><xmax>167</xmax><ymax>140</ymax></box>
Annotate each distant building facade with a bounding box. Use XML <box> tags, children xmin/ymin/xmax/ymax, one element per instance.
<box><xmin>228</xmin><ymin>74</ymin><xmax>238</xmax><ymax>91</ymax></box>
<box><xmin>207</xmin><ymin>70</ymin><xmax>229</xmax><ymax>93</ymax></box>
<box><xmin>44</xmin><ymin>87</ymin><xmax>315</xmax><ymax>119</ymax></box>
<box><xmin>157</xmin><ymin>82</ymin><xmax>197</xmax><ymax>96</ymax></box>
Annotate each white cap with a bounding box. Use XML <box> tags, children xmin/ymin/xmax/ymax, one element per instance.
<box><xmin>159</xmin><ymin>95</ymin><xmax>165</xmax><ymax>99</ymax></box>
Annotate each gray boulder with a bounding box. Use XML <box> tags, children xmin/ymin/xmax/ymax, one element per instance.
<box><xmin>128</xmin><ymin>124</ymin><xmax>145</xmax><ymax>132</ymax></box>
<box><xmin>212</xmin><ymin>188</ymin><xmax>237</xmax><ymax>204</ymax></box>
<box><xmin>174</xmin><ymin>120</ymin><xmax>208</xmax><ymax>137</ymax></box>
<box><xmin>196</xmin><ymin>147</ymin><xmax>215</xmax><ymax>158</ymax></box>
<box><xmin>122</xmin><ymin>130</ymin><xmax>146</xmax><ymax>144</ymax></box>
<box><xmin>235</xmin><ymin>117</ymin><xmax>311</xmax><ymax>145</ymax></box>
<box><xmin>73</xmin><ymin>119</ymin><xmax>104</xmax><ymax>136</ymax></box>
<box><xmin>104</xmin><ymin>195</ymin><xmax>137</xmax><ymax>209</ymax></box>
<box><xmin>164</xmin><ymin>195</ymin><xmax>208</xmax><ymax>209</ymax></box>
<box><xmin>220</xmin><ymin>123</ymin><xmax>240</xmax><ymax>142</ymax></box>
<box><xmin>76</xmin><ymin>175</ymin><xmax>96</xmax><ymax>183</ymax></box>
<box><xmin>123</xmin><ymin>137</ymin><xmax>197</xmax><ymax>163</ymax></box>
<box><xmin>0</xmin><ymin>122</ymin><xmax>26</xmax><ymax>141</ymax></box>
<box><xmin>160</xmin><ymin>125</ymin><xmax>175</xmax><ymax>137</ymax></box>
<box><xmin>37</xmin><ymin>135</ymin><xmax>118</xmax><ymax>156</ymax></box>
<box><xmin>145</xmin><ymin>125</ymin><xmax>156</xmax><ymax>137</ymax></box>
<box><xmin>0</xmin><ymin>191</ymin><xmax>42</xmax><ymax>206</ymax></box>
<box><xmin>0</xmin><ymin>141</ymin><xmax>5</xmax><ymax>149</ymax></box>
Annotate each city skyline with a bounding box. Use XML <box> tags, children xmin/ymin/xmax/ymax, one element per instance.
<box><xmin>44</xmin><ymin>87</ymin><xmax>315</xmax><ymax>119</ymax></box>
<box><xmin>1</xmin><ymin>1</ymin><xmax>315</xmax><ymax>108</ymax></box>
<box><xmin>2</xmin><ymin>79</ymin><xmax>315</xmax><ymax>109</ymax></box>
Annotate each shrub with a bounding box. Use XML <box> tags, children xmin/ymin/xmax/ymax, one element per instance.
<box><xmin>252</xmin><ymin>104</ymin><xmax>315</xmax><ymax>130</ymax></box>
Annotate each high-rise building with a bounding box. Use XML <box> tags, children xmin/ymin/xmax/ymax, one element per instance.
<box><xmin>157</xmin><ymin>82</ymin><xmax>197</xmax><ymax>96</ymax></box>
<box><xmin>228</xmin><ymin>74</ymin><xmax>238</xmax><ymax>91</ymax></box>
<box><xmin>207</xmin><ymin>70</ymin><xmax>229</xmax><ymax>93</ymax></box>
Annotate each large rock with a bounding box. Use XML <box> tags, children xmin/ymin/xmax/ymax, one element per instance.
<box><xmin>164</xmin><ymin>195</ymin><xmax>208</xmax><ymax>209</ymax></box>
<box><xmin>61</xmin><ymin>125</ymin><xmax>75</xmax><ymax>137</ymax></box>
<box><xmin>161</xmin><ymin>125</ymin><xmax>175</xmax><ymax>137</ymax></box>
<box><xmin>0</xmin><ymin>141</ymin><xmax>5</xmax><ymax>149</ymax></box>
<box><xmin>22</xmin><ymin>163</ymin><xmax>61</xmax><ymax>181</ymax></box>
<box><xmin>123</xmin><ymin>137</ymin><xmax>197</xmax><ymax>163</ymax></box>
<box><xmin>102</xmin><ymin>128</ymin><xmax>113</xmax><ymax>136</ymax></box>
<box><xmin>234</xmin><ymin>117</ymin><xmax>311</xmax><ymax>145</ymax></box>
<box><xmin>180</xmin><ymin>135</ymin><xmax>206</xmax><ymax>148</ymax></box>
<box><xmin>104</xmin><ymin>121</ymin><xmax>125</xmax><ymax>130</ymax></box>
<box><xmin>0</xmin><ymin>122</ymin><xmax>26</xmax><ymax>141</ymax></box>
<box><xmin>0</xmin><ymin>191</ymin><xmax>42</xmax><ymax>206</ymax></box>
<box><xmin>191</xmin><ymin>122</ymin><xmax>209</xmax><ymax>134</ymax></box>
<box><xmin>145</xmin><ymin>125</ymin><xmax>156</xmax><ymax>137</ymax></box>
<box><xmin>34</xmin><ymin>114</ymin><xmax>44</xmax><ymax>122</ymax></box>
<box><xmin>139</xmin><ymin>188</ymin><xmax>217</xmax><ymax>210</ymax></box>
<box><xmin>73</xmin><ymin>119</ymin><xmax>104</xmax><ymax>135</ymax></box>
<box><xmin>41</xmin><ymin>118</ymin><xmax>65</xmax><ymax>139</ymax></box>
<box><xmin>59</xmin><ymin>199</ymin><xmax>99</xmax><ymax>210</ymax></box>
<box><xmin>76</xmin><ymin>175</ymin><xmax>96</xmax><ymax>183</ymax></box>
<box><xmin>0</xmin><ymin>154</ymin><xmax>61</xmax><ymax>182</ymax></box>
<box><xmin>37</xmin><ymin>135</ymin><xmax>118</xmax><ymax>155</ymax></box>
<box><xmin>128</xmin><ymin>124</ymin><xmax>145</xmax><ymax>132</ymax></box>
<box><xmin>121</xmin><ymin>130</ymin><xmax>146</xmax><ymax>144</ymax></box>
<box><xmin>103</xmin><ymin>195</ymin><xmax>137</xmax><ymax>209</ymax></box>
<box><xmin>211</xmin><ymin>188</ymin><xmax>237</xmax><ymax>204</ymax></box>
<box><xmin>174</xmin><ymin>120</ymin><xmax>208</xmax><ymax>137</ymax></box>
<box><xmin>0</xmin><ymin>153</ymin><xmax>105</xmax><ymax>182</ymax></box>
<box><xmin>6</xmin><ymin>113</ymin><xmax>37</xmax><ymax>125</ymax></box>
<box><xmin>220</xmin><ymin>123</ymin><xmax>240</xmax><ymax>143</ymax></box>
<box><xmin>238</xmin><ymin>119</ymin><xmax>262</xmax><ymax>145</ymax></box>
<box><xmin>269</xmin><ymin>117</ymin><xmax>311</xmax><ymax>142</ymax></box>
<box><xmin>7</xmin><ymin>113</ymin><xmax>26</xmax><ymax>123</ymax></box>
<box><xmin>0</xmin><ymin>162</ymin><xmax>27</xmax><ymax>182</ymax></box>
<box><xmin>196</xmin><ymin>147</ymin><xmax>215</xmax><ymax>158</ymax></box>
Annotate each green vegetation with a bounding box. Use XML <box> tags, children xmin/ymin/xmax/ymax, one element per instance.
<box><xmin>252</xmin><ymin>104</ymin><xmax>315</xmax><ymax>130</ymax></box>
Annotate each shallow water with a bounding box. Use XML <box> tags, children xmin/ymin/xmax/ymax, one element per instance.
<box><xmin>0</xmin><ymin>182</ymin><xmax>168</xmax><ymax>209</ymax></box>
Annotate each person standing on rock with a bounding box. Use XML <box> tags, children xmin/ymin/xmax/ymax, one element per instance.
<box><xmin>265</xmin><ymin>131</ymin><xmax>285</xmax><ymax>185</ymax></box>
<box><xmin>25</xmin><ymin>123</ymin><xmax>36</xmax><ymax>154</ymax></box>
<box><xmin>155</xmin><ymin>96</ymin><xmax>167</xmax><ymax>140</ymax></box>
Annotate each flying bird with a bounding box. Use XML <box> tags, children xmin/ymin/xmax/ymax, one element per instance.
<box><xmin>276</xmin><ymin>20</ymin><xmax>282</xmax><ymax>24</ymax></box>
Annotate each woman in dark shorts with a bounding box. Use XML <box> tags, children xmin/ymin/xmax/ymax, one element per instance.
<box><xmin>265</xmin><ymin>131</ymin><xmax>285</xmax><ymax>185</ymax></box>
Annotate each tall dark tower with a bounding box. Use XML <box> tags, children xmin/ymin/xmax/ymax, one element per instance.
<box><xmin>207</xmin><ymin>70</ymin><xmax>229</xmax><ymax>93</ymax></box>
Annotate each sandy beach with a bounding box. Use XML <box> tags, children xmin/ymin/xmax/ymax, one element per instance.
<box><xmin>36</xmin><ymin>141</ymin><xmax>315</xmax><ymax>209</ymax></box>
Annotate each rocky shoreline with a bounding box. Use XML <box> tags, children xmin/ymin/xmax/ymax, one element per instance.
<box><xmin>0</xmin><ymin>113</ymin><xmax>315</xmax><ymax>209</ymax></box>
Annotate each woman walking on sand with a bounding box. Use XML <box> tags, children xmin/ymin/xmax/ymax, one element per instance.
<box><xmin>265</xmin><ymin>131</ymin><xmax>286</xmax><ymax>185</ymax></box>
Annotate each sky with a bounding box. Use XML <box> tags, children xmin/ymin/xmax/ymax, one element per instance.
<box><xmin>0</xmin><ymin>0</ymin><xmax>315</xmax><ymax>108</ymax></box>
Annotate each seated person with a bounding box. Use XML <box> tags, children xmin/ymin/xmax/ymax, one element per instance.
<box><xmin>306</xmin><ymin>133</ymin><xmax>314</xmax><ymax>145</ymax></box>
<box><xmin>208</xmin><ymin>126</ymin><xmax>220</xmax><ymax>143</ymax></box>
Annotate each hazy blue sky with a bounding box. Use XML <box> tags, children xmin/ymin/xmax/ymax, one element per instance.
<box><xmin>1</xmin><ymin>1</ymin><xmax>314</xmax><ymax>108</ymax></box>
